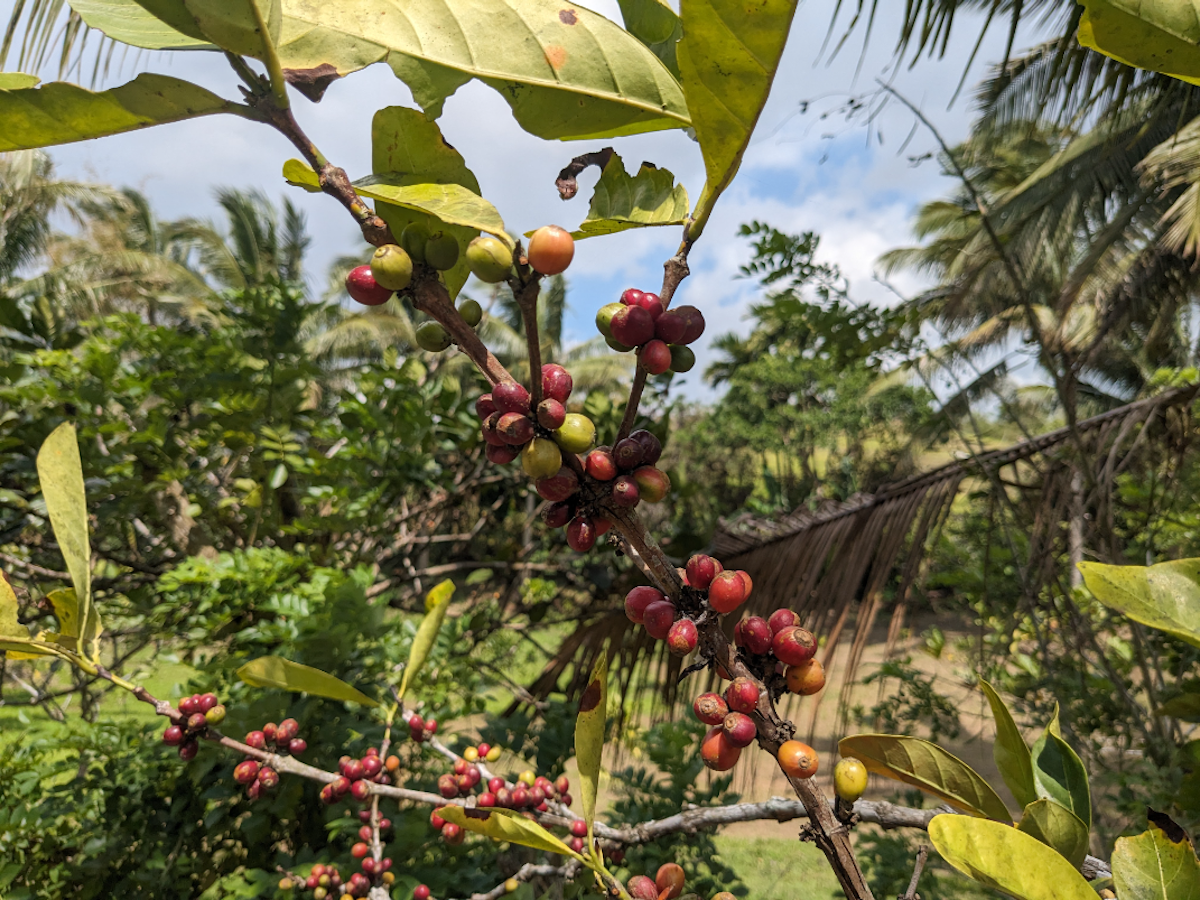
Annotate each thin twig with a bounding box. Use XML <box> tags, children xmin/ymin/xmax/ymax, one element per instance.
<box><xmin>900</xmin><ymin>845</ymin><xmax>929</xmax><ymax>900</ymax></box>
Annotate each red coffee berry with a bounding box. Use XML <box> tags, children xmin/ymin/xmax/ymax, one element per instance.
<box><xmin>257</xmin><ymin>766</ymin><xmax>279</xmax><ymax>790</ymax></box>
<box><xmin>498</xmin><ymin>412</ymin><xmax>534</xmax><ymax>445</ymax></box>
<box><xmin>568</xmin><ymin>836</ymin><xmax>585</xmax><ymax>853</ymax></box>
<box><xmin>488</xmin><ymin>776</ymin><xmax>505</xmax><ymax>793</ymax></box>
<box><xmin>610</xmin><ymin>305</ymin><xmax>655</xmax><ymax>347</ymax></box>
<box><xmin>475</xmin><ymin>393</ymin><xmax>496</xmax><ymax>420</ymax></box>
<box><xmin>686</xmin><ymin>554</ymin><xmax>723</xmax><ymax>590</ymax></box>
<box><xmin>723</xmin><ymin>712</ymin><xmax>757</xmax><ymax>748</ymax></box>
<box><xmin>361</xmin><ymin>858</ymin><xmax>378</xmax><ymax>876</ymax></box>
<box><xmin>537</xmin><ymin>398</ymin><xmax>567</xmax><ymax>430</ymax></box>
<box><xmin>624</xmin><ymin>585</ymin><xmax>666</xmax><ymax>623</ymax></box>
<box><xmin>178</xmin><ymin>695</ymin><xmax>199</xmax><ymax>716</ymax></box>
<box><xmin>430</xmin><ymin>811</ymin><xmax>446</xmax><ymax>830</ymax></box>
<box><xmin>178</xmin><ymin>739</ymin><xmax>199</xmax><ymax>761</ymax></box>
<box><xmin>654</xmin><ymin>309</ymin><xmax>688</xmax><ymax>344</ymax></box>
<box><xmin>478</xmin><ymin>791</ymin><xmax>496</xmax><ymax>807</ymax></box>
<box><xmin>443</xmin><ymin>822</ymin><xmax>464</xmax><ymax>845</ymax></box>
<box><xmin>772</xmin><ymin>625</ymin><xmax>817</xmax><ymax>666</ymax></box>
<box><xmin>708</xmin><ymin>571</ymin><xmax>748</xmax><ymax>614</ymax></box>
<box><xmin>360</xmin><ymin>825</ymin><xmax>373</xmax><ymax>841</ymax></box>
<box><xmin>620</xmin><ymin>288</ymin><xmax>644</xmax><ymax>306</ymax></box>
<box><xmin>584</xmin><ymin>447</ymin><xmax>619</xmax><ymax>481</ymax></box>
<box><xmin>346</xmin><ymin>265</ymin><xmax>393</xmax><ymax>306</ymax></box>
<box><xmin>289</xmin><ymin>738</ymin><xmax>307</xmax><ymax>755</ymax></box>
<box><xmin>556</xmin><ymin>775</ymin><xmax>570</xmax><ymax>793</ymax></box>
<box><xmin>415</xmin><ymin>886</ymin><xmax>432</xmax><ymax>900</ymax></box>
<box><xmin>234</xmin><ymin>760</ymin><xmax>260</xmax><ymax>784</ymax></box>
<box><xmin>276</xmin><ymin>718</ymin><xmax>299</xmax><ymax>742</ymax></box>
<box><xmin>496</xmin><ymin>787</ymin><xmax>514</xmax><ymax>807</ymax></box>
<box><xmin>332</xmin><ymin>776</ymin><xmax>352</xmax><ymax>796</ymax></box>
<box><xmin>492</xmin><ymin>380</ymin><xmax>531</xmax><ymax>415</ymax></box>
<box><xmin>638</xmin><ymin>339</ymin><xmax>672</xmax><ymax>375</ymax></box>
<box><xmin>634</xmin><ymin>292</ymin><xmax>664</xmax><ymax>319</ymax></box>
<box><xmin>246</xmin><ymin>730</ymin><xmax>268</xmax><ymax>749</ymax></box>
<box><xmin>566</xmin><ymin>516</ymin><xmax>596</xmax><ymax>552</ymax></box>
<box><xmin>570</xmin><ymin>819</ymin><xmax>588</xmax><ymax>837</ymax></box>
<box><xmin>694</xmin><ymin>692</ymin><xmax>729</xmax><ymax>726</ymax></box>
<box><xmin>263</xmin><ymin>722</ymin><xmax>278</xmax><ymax>742</ymax></box>
<box><xmin>629</xmin><ymin>876</ymin><xmax>658</xmax><ymax>900</ymax></box>
<box><xmin>351</xmin><ymin>779</ymin><xmax>371</xmax><ymax>801</ymax></box>
<box><xmin>632</xmin><ymin>465</ymin><xmax>670</xmax><ymax>503</ymax></box>
<box><xmin>343</xmin><ymin>759</ymin><xmax>365</xmax><ymax>780</ymax></box>
<box><xmin>352</xmin><ymin>842</ymin><xmax>369</xmax><ymax>859</ymax></box>
<box><xmin>700</xmin><ymin>726</ymin><xmax>741</xmax><ymax>771</ymax></box>
<box><xmin>187</xmin><ymin>713</ymin><xmax>208</xmax><ymax>732</ymax></box>
<box><xmin>768</xmin><ymin>608</ymin><xmax>801</xmax><ymax>635</ymax></box>
<box><xmin>543</xmin><ymin>501</ymin><xmax>573</xmax><ymax>528</ymax></box>
<box><xmin>612</xmin><ymin>436</ymin><xmax>645</xmax><ymax>471</ymax></box>
<box><xmin>486</xmin><ymin>443</ymin><xmax>520</xmax><ymax>465</ymax></box>
<box><xmin>536</xmin><ymin>467</ymin><xmax>580</xmax><ymax>503</ymax></box>
<box><xmin>162</xmin><ymin>725</ymin><xmax>184</xmax><ymax>746</ymax></box>
<box><xmin>527</xmin><ymin>225</ymin><xmax>574</xmax><ymax>275</ymax></box>
<box><xmin>320</xmin><ymin>784</ymin><xmax>337</xmax><ymax>804</ymax></box>
<box><xmin>438</xmin><ymin>774</ymin><xmax>459</xmax><ymax>798</ymax></box>
<box><xmin>362</xmin><ymin>756</ymin><xmax>382</xmax><ymax>777</ymax></box>
<box><xmin>734</xmin><ymin>616</ymin><xmax>772</xmax><ymax>655</ymax></box>
<box><xmin>642</xmin><ymin>600</ymin><xmax>676</xmax><ymax>640</ymax></box>
<box><xmin>197</xmin><ymin>693</ymin><xmax>219</xmax><ymax>713</ymax></box>
<box><xmin>675</xmin><ymin>305</ymin><xmax>706</xmax><ymax>344</ymax></box>
<box><xmin>610</xmin><ymin>475</ymin><xmax>640</xmax><ymax>508</ymax></box>
<box><xmin>630</xmin><ymin>429</ymin><xmax>662</xmax><ymax>465</ymax></box>
<box><xmin>477</xmin><ymin>743</ymin><xmax>492</xmax><ymax>757</ymax></box>
<box><xmin>247</xmin><ymin>780</ymin><xmax>262</xmax><ymax>801</ymax></box>
<box><xmin>667</xmin><ymin>618</ymin><xmax>698</xmax><ymax>655</ymax></box>
<box><xmin>541</xmin><ymin>364</ymin><xmax>573</xmax><ymax>403</ymax></box>
<box><xmin>725</xmin><ymin>677</ymin><xmax>761</xmax><ymax>714</ymax></box>
<box><xmin>656</xmin><ymin>863</ymin><xmax>686</xmax><ymax>900</ymax></box>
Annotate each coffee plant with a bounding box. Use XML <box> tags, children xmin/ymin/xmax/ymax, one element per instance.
<box><xmin>1</xmin><ymin>2</ymin><xmax>1199</xmax><ymax>900</ymax></box>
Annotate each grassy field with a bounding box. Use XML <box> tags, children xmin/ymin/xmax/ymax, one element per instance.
<box><xmin>714</xmin><ymin>836</ymin><xmax>841</xmax><ymax>900</ymax></box>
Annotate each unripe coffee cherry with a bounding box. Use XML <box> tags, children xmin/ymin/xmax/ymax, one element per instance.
<box><xmin>778</xmin><ymin>740</ymin><xmax>819</xmax><ymax>779</ymax></box>
<box><xmin>611</xmin><ymin>475</ymin><xmax>640</xmax><ymax>508</ymax></box>
<box><xmin>834</xmin><ymin>757</ymin><xmax>869</xmax><ymax>801</ymax></box>
<box><xmin>786</xmin><ymin>658</ymin><xmax>826</xmax><ymax>695</ymax></box>
<box><xmin>725</xmin><ymin>677</ymin><xmax>760</xmax><ymax>714</ymax></box>
<box><xmin>686</xmin><ymin>554</ymin><xmax>723</xmax><ymax>590</ymax></box>
<box><xmin>700</xmin><ymin>726</ymin><xmax>741</xmax><ymax>771</ymax></box>
<box><xmin>234</xmin><ymin>759</ymin><xmax>260</xmax><ymax>784</ymax></box>
<box><xmin>625</xmin><ymin>586</ymin><xmax>666</xmax><ymax>623</ymax></box>
<box><xmin>566</xmin><ymin>516</ymin><xmax>596</xmax><ymax>552</ymax></box>
<box><xmin>541</xmin><ymin>363</ymin><xmax>573</xmax><ymax>403</ymax></box>
<box><xmin>667</xmin><ymin>618</ymin><xmax>698</xmax><ymax>655</ymax></box>
<box><xmin>400</xmin><ymin>222</ymin><xmax>429</xmax><ymax>263</ymax></box>
<box><xmin>595</xmin><ymin>302</ymin><xmax>624</xmax><ymax>339</ymax></box>
<box><xmin>487</xmin><ymin>443</ymin><xmax>520</xmax><ymax>465</ymax></box>
<box><xmin>424</xmin><ymin>232</ymin><xmax>460</xmax><ymax>270</ymax></box>
<box><xmin>205</xmin><ymin>704</ymin><xmax>226</xmax><ymax>726</ymax></box>
<box><xmin>371</xmin><ymin>244</ymin><xmax>414</xmax><ymax>291</ymax></box>
<box><xmin>654</xmin><ymin>309</ymin><xmax>688</xmax><ymax>344</ymax></box>
<box><xmin>346</xmin><ymin>265</ymin><xmax>393</xmax><ymax>306</ymax></box>
<box><xmin>458</xmin><ymin>298</ymin><xmax>483</xmax><ymax>327</ymax></box>
<box><xmin>669</xmin><ymin>345</ymin><xmax>696</xmax><ymax>373</ymax></box>
<box><xmin>722</xmin><ymin>712</ymin><xmax>757</xmax><ymax>748</ymax></box>
<box><xmin>693</xmin><ymin>692</ymin><xmax>729</xmax><ymax>726</ymax></box>
<box><xmin>537</xmin><ymin>398</ymin><xmax>567</xmax><ymax>430</ymax></box>
<box><xmin>522</xmin><ymin>437</ymin><xmax>563</xmax><ymax>479</ymax></box>
<box><xmin>628</xmin><ymin>876</ymin><xmax>659</xmax><ymax>900</ymax></box>
<box><xmin>543</xmin><ymin>501</ymin><xmax>573</xmax><ymax>528</ymax></box>
<box><xmin>606</xmin><ymin>334</ymin><xmax>634</xmax><ymax>352</ymax></box>
<box><xmin>642</xmin><ymin>600</ymin><xmax>676</xmax><ymax>640</ymax></box>
<box><xmin>708</xmin><ymin>571</ymin><xmax>748</xmax><ymax>613</ymax></box>
<box><xmin>585</xmin><ymin>447</ymin><xmax>618</xmax><ymax>481</ymax></box>
<box><xmin>162</xmin><ymin>725</ymin><xmax>184</xmax><ymax>746</ymax></box>
<box><xmin>553</xmin><ymin>413</ymin><xmax>596</xmax><ymax>454</ymax></box>
<box><xmin>527</xmin><ymin>225</ymin><xmax>574</xmax><ymax>275</ymax></box>
<box><xmin>505</xmin><ymin>878</ymin><xmax>519</xmax><ymax>893</ymax></box>
<box><xmin>536</xmin><ymin>467</ymin><xmax>580</xmax><ymax>503</ymax></box>
<box><xmin>734</xmin><ymin>616</ymin><xmax>772</xmax><ymax>655</ymax></box>
<box><xmin>632</xmin><ymin>466</ymin><xmax>670</xmax><ymax>503</ymax></box>
<box><xmin>610</xmin><ymin>305</ymin><xmax>655</xmax><ymax>347</ymax></box>
<box><xmin>656</xmin><ymin>863</ymin><xmax>686</xmax><ymax>900</ymax></box>
<box><xmin>772</xmin><ymin>625</ymin><xmax>817</xmax><ymax>666</ymax></box>
<box><xmin>638</xmin><ymin>339</ymin><xmax>672</xmax><ymax>375</ymax></box>
<box><xmin>497</xmin><ymin>412</ymin><xmax>534</xmax><ymax>445</ymax></box>
<box><xmin>416</xmin><ymin>321</ymin><xmax>452</xmax><ymax>353</ymax></box>
<box><xmin>386</xmin><ymin>755</ymin><xmax>400</xmax><ymax>771</ymax></box>
<box><xmin>466</xmin><ymin>235</ymin><xmax>514</xmax><ymax>283</ymax></box>
<box><xmin>492</xmin><ymin>380</ymin><xmax>531</xmax><ymax>414</ymax></box>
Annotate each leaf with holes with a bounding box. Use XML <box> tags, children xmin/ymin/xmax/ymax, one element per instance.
<box><xmin>572</xmin><ymin>154</ymin><xmax>688</xmax><ymax>240</ymax></box>
<box><xmin>981</xmin><ymin>679</ymin><xmax>1038</xmax><ymax>808</ymax></box>
<box><xmin>398</xmin><ymin>579</ymin><xmax>454</xmax><ymax>701</ymax></box>
<box><xmin>839</xmin><ymin>734</ymin><xmax>1010</xmax><ymax>821</ymax></box>
<box><xmin>677</xmin><ymin>0</ymin><xmax>799</xmax><ymax>233</ymax></box>
<box><xmin>1113</xmin><ymin>825</ymin><xmax>1200</xmax><ymax>900</ymax></box>
<box><xmin>237</xmin><ymin>656</ymin><xmax>379</xmax><ymax>706</ymax></box>
<box><xmin>0</xmin><ymin>74</ymin><xmax>235</xmax><ymax>152</ymax></box>
<box><xmin>1017</xmin><ymin>799</ymin><xmax>1090</xmax><ymax>869</ymax></box>
<box><xmin>274</xmin><ymin>0</ymin><xmax>690</xmax><ymax>140</ymax></box>
<box><xmin>437</xmin><ymin>807</ymin><xmax>584</xmax><ymax>860</ymax></box>
<box><xmin>930</xmin><ymin>815</ymin><xmax>1097</xmax><ymax>900</ymax></box>
<box><xmin>575</xmin><ymin>649</ymin><xmax>607</xmax><ymax>848</ymax></box>
<box><xmin>1078</xmin><ymin>559</ymin><xmax>1200</xmax><ymax>647</ymax></box>
<box><xmin>1077</xmin><ymin>1</ymin><xmax>1200</xmax><ymax>87</ymax></box>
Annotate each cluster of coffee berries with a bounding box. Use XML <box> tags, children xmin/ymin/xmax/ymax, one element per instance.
<box><xmin>350</xmin><ymin>813</ymin><xmax>396</xmax><ymax>884</ymax></box>
<box><xmin>414</xmin><ymin>297</ymin><xmax>482</xmax><ymax>353</ymax></box>
<box><xmin>282</xmin><ymin>860</ymin><xmax>396</xmax><ymax>899</ymax></box>
<box><xmin>319</xmin><ymin>747</ymin><xmax>392</xmax><ymax>805</ymax></box>
<box><xmin>628</xmin><ymin>864</ymin><xmax>686</xmax><ymax>900</ymax></box>
<box><xmin>734</xmin><ymin>608</ymin><xmax>823</xmax><ymax>690</ymax></box>
<box><xmin>833</xmin><ymin>756</ymin><xmax>868</xmax><ymax>802</ymax></box>
<box><xmin>478</xmin><ymin>365</ymin><xmax>597</xmax><ymax>473</ymax></box>
<box><xmin>686</xmin><ymin>553</ymin><xmax>755</xmax><ymax>615</ymax></box>
<box><xmin>233</xmin><ymin>757</ymin><xmax>280</xmax><ymax>799</ymax></box>
<box><xmin>429</xmin><ymin>770</ymin><xmax>572</xmax><ymax>845</ymax></box>
<box><xmin>245</xmin><ymin>717</ymin><xmax>308</xmax><ymax>756</ymax></box>
<box><xmin>694</xmin><ymin>676</ymin><xmax>764</xmax><ymax>770</ymax></box>
<box><xmin>596</xmin><ymin>289</ymin><xmax>705</xmax><ymax>375</ymax></box>
<box><xmin>161</xmin><ymin>692</ymin><xmax>224</xmax><ymax>760</ymax></box>
<box><xmin>408</xmin><ymin>712</ymin><xmax>439</xmax><ymax>743</ymax></box>
<box><xmin>624</xmin><ymin>585</ymin><xmax>693</xmax><ymax>654</ymax></box>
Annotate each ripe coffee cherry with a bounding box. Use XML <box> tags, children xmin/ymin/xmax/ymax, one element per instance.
<box><xmin>416</xmin><ymin>321</ymin><xmax>452</xmax><ymax>352</ymax></box>
<box><xmin>247</xmin><ymin>780</ymin><xmax>262</xmax><ymax>801</ymax></box>
<box><xmin>478</xmin><ymin>791</ymin><xmax>497</xmax><ymax>807</ymax></box>
<box><xmin>594</xmin><ymin>516</ymin><xmax>613</xmax><ymax>536</ymax></box>
<box><xmin>553</xmin><ymin>414</ymin><xmax>596</xmax><ymax>454</ymax></box>
<box><xmin>425</xmin><ymin>232</ymin><xmax>460</xmax><ymax>270</ymax></box>
<box><xmin>675</xmin><ymin>305</ymin><xmax>706</xmax><ymax>344</ymax></box>
<box><xmin>772</xmin><ymin>625</ymin><xmax>817</xmax><ymax>666</ymax></box>
<box><xmin>496</xmin><ymin>786</ymin><xmax>514</xmax><ymax>807</ymax></box>
<box><xmin>527</xmin><ymin>225</ymin><xmax>574</xmax><ymax>275</ymax></box>
<box><xmin>320</xmin><ymin>784</ymin><xmax>337</xmax><ymax>804</ymax></box>
<box><xmin>639</xmin><ymin>339</ymin><xmax>672</xmax><ymax>374</ymax></box>
<box><xmin>477</xmin><ymin>743</ymin><xmax>492</xmax><ymax>757</ymax></box>
<box><xmin>187</xmin><ymin>713</ymin><xmax>208</xmax><ymax>732</ymax></box>
<box><xmin>262</xmin><ymin>722</ymin><xmax>278</xmax><ymax>742</ymax></box>
<box><xmin>289</xmin><ymin>738</ymin><xmax>307</xmax><ymax>755</ymax></box>
<box><xmin>536</xmin><ymin>467</ymin><xmax>580</xmax><ymax>503</ymax></box>
<box><xmin>386</xmin><ymin>755</ymin><xmax>400</xmax><ymax>772</ymax></box>
<box><xmin>656</xmin><ymin>863</ymin><xmax>686</xmax><ymax>899</ymax></box>
<box><xmin>738</xmin><ymin>570</ymin><xmax>754</xmax><ymax>596</ymax></box>
<box><xmin>667</xmin><ymin>618</ymin><xmax>698</xmax><ymax>655</ymax></box>
<box><xmin>360</xmin><ymin>824</ymin><xmax>373</xmax><ymax>840</ymax></box>
<box><xmin>686</xmin><ymin>554</ymin><xmax>723</xmax><ymax>590</ymax></box>
<box><xmin>628</xmin><ymin>876</ymin><xmax>659</xmax><ymax>900</ymax></box>
<box><xmin>768</xmin><ymin>608</ymin><xmax>801</xmax><ymax>635</ymax></box>
<box><xmin>234</xmin><ymin>760</ymin><xmax>260</xmax><ymax>784</ymax></box>
<box><xmin>537</xmin><ymin>398</ymin><xmax>567</xmax><ymax>430</ymax></box>
<box><xmin>361</xmin><ymin>858</ymin><xmax>379</xmax><ymax>876</ymax></box>
<box><xmin>481</xmin><ymin>412</ymin><xmax>506</xmax><ymax>447</ymax></box>
<box><xmin>612</xmin><ymin>437</ymin><xmax>645</xmax><ymax>471</ymax></box>
<box><xmin>570</xmin><ymin>819</ymin><xmax>588</xmax><ymax>838</ymax></box>
<box><xmin>611</xmin><ymin>475</ymin><xmax>640</xmax><ymax>508</ymax></box>
<box><xmin>162</xmin><ymin>725</ymin><xmax>184</xmax><ymax>746</ymax></box>
<box><xmin>542</xmin><ymin>364</ymin><xmax>573</xmax><ymax>403</ymax></box>
<box><xmin>654</xmin><ymin>309</ymin><xmax>688</xmax><ymax>344</ymax></box>
<box><xmin>693</xmin><ymin>692</ymin><xmax>729</xmax><ymax>726</ymax></box>
<box><xmin>178</xmin><ymin>739</ymin><xmax>199</xmax><ymax>761</ymax></box>
<box><xmin>343</xmin><ymin>758</ymin><xmax>365</xmax><ymax>780</ymax></box>
<box><xmin>631</xmin><ymin>430</ymin><xmax>663</xmax><ymax>465</ymax></box>
<box><xmin>487</xmin><ymin>443</ymin><xmax>520</xmax><ymax>465</ymax></box>
<box><xmin>257</xmin><ymin>766</ymin><xmax>279</xmax><ymax>789</ymax></box>
<box><xmin>700</xmin><ymin>726</ymin><xmax>741</xmax><ymax>771</ymax></box>
<box><xmin>726</xmin><ymin>677</ymin><xmax>760</xmax><ymax>714</ymax></box>
<box><xmin>669</xmin><ymin>345</ymin><xmax>696</xmax><ymax>373</ymax></box>
<box><xmin>632</xmin><ymin>466</ymin><xmax>670</xmax><ymax>503</ymax></box>
<box><xmin>642</xmin><ymin>600</ymin><xmax>676</xmax><ymax>640</ymax></box>
<box><xmin>708</xmin><ymin>571</ymin><xmax>748</xmax><ymax>613</ymax></box>
<box><xmin>778</xmin><ymin>740</ymin><xmax>819</xmax><ymax>779</ymax></box>
<box><xmin>467</xmin><ymin>235</ymin><xmax>514</xmax><ymax>283</ymax></box>
<box><xmin>522</xmin><ymin>437</ymin><xmax>563</xmax><ymax>479</ymax></box>
<box><xmin>543</xmin><ymin>501</ymin><xmax>573</xmax><ymax>528</ymax></box>
<box><xmin>363</xmin><ymin>755</ymin><xmax>383</xmax><ymax>777</ymax></box>
<box><xmin>246</xmin><ymin>730</ymin><xmax>267</xmax><ymax>749</ymax></box>
<box><xmin>595</xmin><ymin>302</ymin><xmax>624</xmax><ymax>339</ymax></box>
<box><xmin>458</xmin><ymin>298</ymin><xmax>483</xmax><ymax>327</ymax></box>
<box><xmin>352</xmin><ymin>842</ymin><xmax>370</xmax><ymax>859</ymax></box>
<box><xmin>438</xmin><ymin>774</ymin><xmax>459</xmax><ymax>798</ymax></box>
<box><xmin>722</xmin><ymin>712</ymin><xmax>757</xmax><ymax>748</ymax></box>
<box><xmin>620</xmin><ymin>288</ymin><xmax>644</xmax><ymax>306</ymax></box>
<box><xmin>197</xmin><ymin>693</ymin><xmax>219</xmax><ymax>713</ymax></box>
<box><xmin>430</xmin><ymin>811</ymin><xmax>446</xmax><ymax>830</ymax></box>
<box><xmin>276</xmin><ymin>719</ymin><xmax>299</xmax><ymax>742</ymax></box>
<box><xmin>834</xmin><ymin>757</ymin><xmax>869</xmax><ymax>801</ymax></box>
<box><xmin>625</xmin><ymin>586</ymin><xmax>666</xmax><ymax>623</ymax></box>
<box><xmin>414</xmin><ymin>886</ymin><xmax>432</xmax><ymax>900</ymax></box>
<box><xmin>497</xmin><ymin>412</ymin><xmax>534</xmax><ymax>445</ymax></box>
<box><xmin>567</xmin><ymin>836</ymin><xmax>585</xmax><ymax>853</ymax></box>
<box><xmin>567</xmin><ymin>516</ymin><xmax>596</xmax><ymax>552</ymax></box>
<box><xmin>444</xmin><ymin>822</ymin><xmax>465</xmax><ymax>845</ymax></box>
<box><xmin>610</xmin><ymin>305</ymin><xmax>655</xmax><ymax>348</ymax></box>
<box><xmin>632</xmin><ymin>292</ymin><xmax>664</xmax><ymax>319</ymax></box>
<box><xmin>786</xmin><ymin>658</ymin><xmax>826</xmax><ymax>695</ymax></box>
<box><xmin>179</xmin><ymin>695</ymin><xmax>199</xmax><ymax>716</ymax></box>
<box><xmin>584</xmin><ymin>447</ymin><xmax>618</xmax><ymax>481</ymax></box>
<box><xmin>493</xmin><ymin>380</ymin><xmax>531</xmax><ymax>414</ymax></box>
<box><xmin>371</xmin><ymin>244</ymin><xmax>414</xmax><ymax>291</ymax></box>
<box><xmin>346</xmin><ymin>265</ymin><xmax>393</xmax><ymax>306</ymax></box>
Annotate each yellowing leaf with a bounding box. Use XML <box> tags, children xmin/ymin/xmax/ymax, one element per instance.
<box><xmin>1017</xmin><ymin>799</ymin><xmax>1090</xmax><ymax>869</ymax></box>
<box><xmin>929</xmin><ymin>815</ymin><xmax>1097</xmax><ymax>900</ymax></box>
<box><xmin>0</xmin><ymin>74</ymin><xmax>40</xmax><ymax>89</ymax></box>
<box><xmin>436</xmin><ymin>806</ymin><xmax>584</xmax><ymax>860</ymax></box>
<box><xmin>46</xmin><ymin>588</ymin><xmax>81</xmax><ymax>639</ymax></box>
<box><xmin>398</xmin><ymin>579</ymin><xmax>454</xmax><ymax>701</ymax></box>
<box><xmin>572</xmin><ymin>154</ymin><xmax>689</xmax><ymax>240</ymax></box>
<box><xmin>677</xmin><ymin>0</ymin><xmax>799</xmax><ymax>234</ymax></box>
<box><xmin>575</xmin><ymin>649</ymin><xmax>607</xmax><ymax>844</ymax></box>
<box><xmin>72</xmin><ymin>0</ymin><xmax>211</xmax><ymax>49</ymax></box>
<box><xmin>1113</xmin><ymin>825</ymin><xmax>1200</xmax><ymax>900</ymax></box>
<box><xmin>0</xmin><ymin>570</ymin><xmax>29</xmax><ymax>640</ymax></box>
<box><xmin>237</xmin><ymin>656</ymin><xmax>379</xmax><ymax>706</ymax></box>
<box><xmin>981</xmin><ymin>680</ymin><xmax>1037</xmax><ymax>808</ymax></box>
<box><xmin>1077</xmin><ymin>2</ymin><xmax>1200</xmax><ymax>87</ymax></box>
<box><xmin>1078</xmin><ymin>559</ymin><xmax>1200</xmax><ymax>647</ymax></box>
<box><xmin>839</xmin><ymin>734</ymin><xmax>1010</xmax><ymax>822</ymax></box>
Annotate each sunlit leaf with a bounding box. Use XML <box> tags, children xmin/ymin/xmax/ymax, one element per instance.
<box><xmin>839</xmin><ymin>734</ymin><xmax>1010</xmax><ymax>822</ymax></box>
<box><xmin>616</xmin><ymin>0</ymin><xmax>682</xmax><ymax>75</ymax></box>
<box><xmin>575</xmin><ymin>649</ymin><xmax>607</xmax><ymax>845</ymax></box>
<box><xmin>1078</xmin><ymin>559</ymin><xmax>1200</xmax><ymax>647</ymax></box>
<box><xmin>1113</xmin><ymin>825</ymin><xmax>1200</xmax><ymax>900</ymax></box>
<box><xmin>1077</xmin><ymin>1</ymin><xmax>1200</xmax><ymax>87</ymax></box>
<box><xmin>572</xmin><ymin>154</ymin><xmax>688</xmax><ymax>240</ymax></box>
<box><xmin>398</xmin><ymin>579</ymin><xmax>454</xmax><ymax>701</ymax></box>
<box><xmin>981</xmin><ymin>679</ymin><xmax>1038</xmax><ymax>808</ymax></box>
<box><xmin>71</xmin><ymin>0</ymin><xmax>211</xmax><ymax>49</ymax></box>
<box><xmin>237</xmin><ymin>656</ymin><xmax>380</xmax><ymax>706</ymax></box>
<box><xmin>0</xmin><ymin>570</ymin><xmax>29</xmax><ymax>640</ymax></box>
<box><xmin>1017</xmin><ymin>799</ymin><xmax>1090</xmax><ymax>869</ymax></box>
<box><xmin>0</xmin><ymin>73</ymin><xmax>40</xmax><ymax>89</ymax></box>
<box><xmin>929</xmin><ymin>815</ymin><xmax>1097</xmax><ymax>900</ymax></box>
<box><xmin>436</xmin><ymin>806</ymin><xmax>584</xmax><ymax>860</ymax></box>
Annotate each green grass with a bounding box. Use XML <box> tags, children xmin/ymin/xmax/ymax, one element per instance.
<box><xmin>713</xmin><ymin>836</ymin><xmax>841</xmax><ymax>900</ymax></box>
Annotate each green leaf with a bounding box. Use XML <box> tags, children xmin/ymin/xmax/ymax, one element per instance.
<box><xmin>575</xmin><ymin>649</ymin><xmax>607</xmax><ymax>846</ymax></box>
<box><xmin>1113</xmin><ymin>827</ymin><xmax>1200</xmax><ymax>900</ymax></box>
<box><xmin>0</xmin><ymin>73</ymin><xmax>235</xmax><ymax>152</ymax></box>
<box><xmin>36</xmin><ymin>423</ymin><xmax>101</xmax><ymax>660</ymax></box>
<box><xmin>571</xmin><ymin>154</ymin><xmax>689</xmax><ymax>240</ymax></box>
<box><xmin>616</xmin><ymin>0</ymin><xmax>682</xmax><ymax>76</ymax></box>
<box><xmin>929</xmin><ymin>814</ymin><xmax>1097</xmax><ymax>900</ymax></box>
<box><xmin>436</xmin><ymin>806</ymin><xmax>584</xmax><ymax>860</ymax></box>
<box><xmin>1030</xmin><ymin>712</ymin><xmax>1091</xmax><ymax>830</ymax></box>
<box><xmin>1017</xmin><ymin>799</ymin><xmax>1090</xmax><ymax>869</ymax></box>
<box><xmin>0</xmin><ymin>74</ymin><xmax>40</xmax><ymax>89</ymax></box>
<box><xmin>71</xmin><ymin>0</ymin><xmax>211</xmax><ymax>49</ymax></box>
<box><xmin>981</xmin><ymin>680</ymin><xmax>1038</xmax><ymax>808</ymax></box>
<box><xmin>237</xmin><ymin>656</ymin><xmax>380</xmax><ymax>706</ymax></box>
<box><xmin>1077</xmin><ymin>2</ymin><xmax>1200</xmax><ymax>87</ymax></box>
<box><xmin>0</xmin><ymin>570</ymin><xmax>29</xmax><ymax>640</ymax></box>
<box><xmin>275</xmin><ymin>0</ymin><xmax>691</xmax><ymax>140</ymax></box>
<box><xmin>1156</xmin><ymin>692</ymin><xmax>1200</xmax><ymax>722</ymax></box>
<box><xmin>676</xmin><ymin>0</ymin><xmax>799</xmax><ymax>234</ymax></box>
<box><xmin>839</xmin><ymin>734</ymin><xmax>1011</xmax><ymax>822</ymax></box>
<box><xmin>354</xmin><ymin>180</ymin><xmax>508</xmax><ymax>239</ymax></box>
<box><xmin>397</xmin><ymin>579</ymin><xmax>454</xmax><ymax>701</ymax></box>
<box><xmin>181</xmin><ymin>0</ymin><xmax>281</xmax><ymax>59</ymax></box>
<box><xmin>1078</xmin><ymin>559</ymin><xmax>1200</xmax><ymax>647</ymax></box>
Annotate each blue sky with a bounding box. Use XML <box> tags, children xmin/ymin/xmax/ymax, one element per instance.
<box><xmin>2</xmin><ymin>0</ymin><xmax>1054</xmax><ymax>400</ymax></box>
